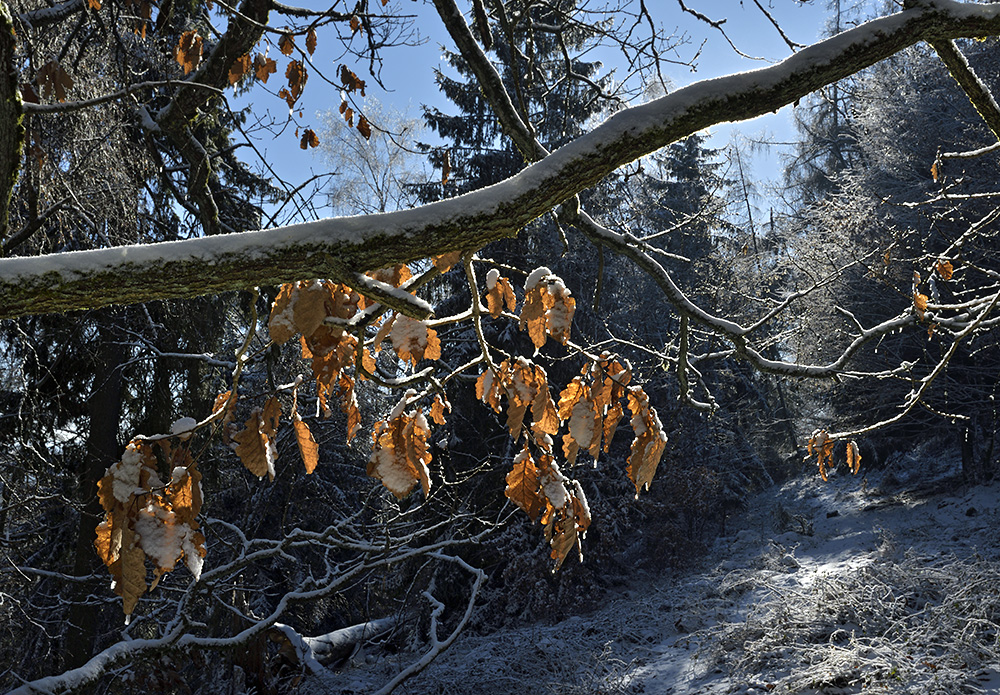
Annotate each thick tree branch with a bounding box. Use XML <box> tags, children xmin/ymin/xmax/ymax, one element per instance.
<box><xmin>431</xmin><ymin>0</ymin><xmax>547</xmax><ymax>162</ymax></box>
<box><xmin>154</xmin><ymin>0</ymin><xmax>271</xmax><ymax>235</ymax></box>
<box><xmin>4</xmin><ymin>1</ymin><xmax>1000</xmax><ymax>319</ymax></box>
<box><xmin>929</xmin><ymin>38</ymin><xmax>1000</xmax><ymax>141</ymax></box>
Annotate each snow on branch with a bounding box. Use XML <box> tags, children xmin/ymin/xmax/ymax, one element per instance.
<box><xmin>3</xmin><ymin>1</ymin><xmax>1000</xmax><ymax>320</ymax></box>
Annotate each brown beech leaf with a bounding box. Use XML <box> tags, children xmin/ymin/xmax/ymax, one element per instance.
<box><xmin>174</xmin><ymin>30</ymin><xmax>203</xmax><ymax>76</ymax></box>
<box><xmin>339</xmin><ymin>65</ymin><xmax>366</xmax><ymax>95</ymax></box>
<box><xmin>357</xmin><ymin>115</ymin><xmax>372</xmax><ymax>140</ymax></box>
<box><xmin>564</xmin><ymin>397</ymin><xmax>599</xmax><ymax>464</ymax></box>
<box><xmin>536</xmin><ymin>456</ymin><xmax>589</xmax><ymax>571</ymax></box>
<box><xmin>372</xmin><ymin>313</ymin><xmax>397</xmax><ymax>352</ymax></box>
<box><xmin>519</xmin><ymin>267</ymin><xmax>575</xmax><ymax>350</ymax></box>
<box><xmin>36</xmin><ymin>60</ymin><xmax>74</xmax><ymax>102</ymax></box>
<box><xmin>807</xmin><ymin>429</ymin><xmax>836</xmax><ymax>481</ymax></box>
<box><xmin>268</xmin><ymin>283</ymin><xmax>296</xmax><ymax>344</ymax></box>
<box><xmin>120</xmin><ymin>524</ymin><xmax>147</xmax><ymax>616</ymax></box>
<box><xmin>370</xmin><ymin>264</ymin><xmax>411</xmax><ymax>287</ymax></box>
<box><xmin>279</xmin><ymin>32</ymin><xmax>295</xmax><ymax>56</ymax></box>
<box><xmin>293</xmin><ymin>414</ymin><xmax>319</xmax><ymax>474</ymax></box>
<box><xmin>476</xmin><ymin>367</ymin><xmax>503</xmax><ymax>414</ymax></box>
<box><xmin>300</xmin><ymin>128</ymin><xmax>320</xmax><ymax>150</ymax></box>
<box><xmin>233</xmin><ymin>398</ymin><xmax>281</xmax><ymax>481</ymax></box>
<box><xmin>338</xmin><ymin>373</ymin><xmax>362</xmax><ymax>443</ymax></box>
<box><xmin>349</xmin><ymin>15</ymin><xmax>362</xmax><ymax>33</ymax></box>
<box><xmin>368</xmin><ymin>401</ymin><xmax>432</xmax><ymax>498</ymax></box>
<box><xmin>306</xmin><ymin>26</ymin><xmax>317</xmax><ymax>55</ymax></box>
<box><xmin>390</xmin><ymin>315</ymin><xmax>441</xmax><ymax>366</ymax></box>
<box><xmin>254</xmin><ymin>53</ymin><xmax>277</xmax><ymax>83</ymax></box>
<box><xmin>914</xmin><ymin>292</ymin><xmax>929</xmax><ymax>319</ymax></box>
<box><xmin>168</xmin><ymin>462</ymin><xmax>202</xmax><ymax>524</ymax></box>
<box><xmin>430</xmin><ymin>394</ymin><xmax>450</xmax><ymax>425</ymax></box>
<box><xmin>433</xmin><ymin>251</ymin><xmax>462</xmax><ymax>273</ymax></box>
<box><xmin>286</xmin><ymin>60</ymin><xmax>307</xmax><ymax>102</ymax></box>
<box><xmin>505</xmin><ymin>446</ymin><xmax>545</xmax><ymax>522</ymax></box>
<box><xmin>485</xmin><ymin>270</ymin><xmax>517</xmax><ymax>318</ymax></box>
<box><xmin>228</xmin><ymin>53</ymin><xmax>252</xmax><ymax>86</ymax></box>
<box><xmin>846</xmin><ymin>440</ymin><xmax>862</xmax><ymax>475</ymax></box>
<box><xmin>936</xmin><ymin>260</ymin><xmax>954</xmax><ymax>280</ymax></box>
<box><xmin>625</xmin><ymin>387</ymin><xmax>667</xmax><ymax>497</ymax></box>
<box><xmin>290</xmin><ymin>280</ymin><xmax>332</xmax><ymax>338</ymax></box>
<box><xmin>441</xmin><ymin>149</ymin><xmax>451</xmax><ymax>185</ymax></box>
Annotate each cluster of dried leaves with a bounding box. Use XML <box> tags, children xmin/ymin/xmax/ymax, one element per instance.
<box><xmin>808</xmin><ymin>429</ymin><xmax>861</xmax><ymax>481</ymax></box>
<box><xmin>912</xmin><ymin>260</ymin><xmax>955</xmax><ymax>323</ymax></box>
<box><xmin>170</xmin><ymin>23</ymin><xmax>374</xmax><ymax>148</ymax></box>
<box><xmin>94</xmin><ymin>438</ymin><xmax>206</xmax><ymax>616</ymax></box>
<box><xmin>479</xmin><ymin>351</ymin><xmax>667</xmax><ymax>568</ymax></box>
<box><xmin>92</xmin><ymin>263</ymin><xmax>670</xmax><ymax>612</ymax></box>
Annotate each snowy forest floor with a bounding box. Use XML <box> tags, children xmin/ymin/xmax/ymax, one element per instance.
<box><xmin>319</xmin><ymin>448</ymin><xmax>1000</xmax><ymax>694</ymax></box>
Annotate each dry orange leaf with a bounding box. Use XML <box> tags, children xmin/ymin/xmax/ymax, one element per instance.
<box><xmin>936</xmin><ymin>260</ymin><xmax>954</xmax><ymax>280</ymax></box>
<box><xmin>390</xmin><ymin>315</ymin><xmax>442</xmax><ymax>366</ymax></box>
<box><xmin>357</xmin><ymin>115</ymin><xmax>372</xmax><ymax>140</ymax></box>
<box><xmin>914</xmin><ymin>292</ymin><xmax>929</xmax><ymax>319</ymax></box>
<box><xmin>433</xmin><ymin>251</ymin><xmax>463</xmax><ymax>273</ymax></box>
<box><xmin>485</xmin><ymin>271</ymin><xmax>517</xmax><ymax>318</ymax></box>
<box><xmin>293</xmin><ymin>414</ymin><xmax>319</xmax><ymax>474</ymax></box>
<box><xmin>368</xmin><ymin>404</ymin><xmax>433</xmax><ymax>498</ymax></box>
<box><xmin>306</xmin><ymin>26</ymin><xmax>317</xmax><ymax>55</ymax></box>
<box><xmin>370</xmin><ymin>264</ymin><xmax>412</xmax><ymax>288</ymax></box>
<box><xmin>339</xmin><ymin>64</ymin><xmax>366</xmax><ymax>95</ymax></box>
<box><xmin>300</xmin><ymin>128</ymin><xmax>320</xmax><ymax>150</ymax></box>
<box><xmin>120</xmin><ymin>524</ymin><xmax>147</xmax><ymax>615</ymax></box>
<box><xmin>228</xmin><ymin>53</ymin><xmax>252</xmax><ymax>86</ymax></box>
<box><xmin>625</xmin><ymin>387</ymin><xmax>667</xmax><ymax>497</ymax></box>
<box><xmin>441</xmin><ymin>149</ymin><xmax>451</xmax><ymax>185</ymax></box>
<box><xmin>174</xmin><ymin>30</ymin><xmax>203</xmax><ymax>75</ymax></box>
<box><xmin>807</xmin><ymin>429</ymin><xmax>836</xmax><ymax>481</ymax></box>
<box><xmin>286</xmin><ymin>60</ymin><xmax>307</xmax><ymax>102</ymax></box>
<box><xmin>520</xmin><ymin>267</ymin><xmax>575</xmax><ymax>349</ymax></box>
<box><xmin>430</xmin><ymin>394</ymin><xmax>450</xmax><ymax>425</ymax></box>
<box><xmin>279</xmin><ymin>32</ymin><xmax>295</xmax><ymax>56</ymax></box>
<box><xmin>254</xmin><ymin>53</ymin><xmax>277</xmax><ymax>83</ymax></box>
<box><xmin>233</xmin><ymin>397</ymin><xmax>281</xmax><ymax>480</ymax></box>
<box><xmin>505</xmin><ymin>446</ymin><xmax>545</xmax><ymax>522</ymax></box>
<box><xmin>846</xmin><ymin>440</ymin><xmax>862</xmax><ymax>475</ymax></box>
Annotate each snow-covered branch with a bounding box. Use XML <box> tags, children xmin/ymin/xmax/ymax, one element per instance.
<box><xmin>5</xmin><ymin>1</ymin><xmax>1000</xmax><ymax>319</ymax></box>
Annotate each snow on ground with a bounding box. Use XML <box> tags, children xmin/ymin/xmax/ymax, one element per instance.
<box><xmin>321</xmin><ymin>449</ymin><xmax>1000</xmax><ymax>694</ymax></box>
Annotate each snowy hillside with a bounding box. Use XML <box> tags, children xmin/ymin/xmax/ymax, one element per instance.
<box><xmin>315</xmin><ymin>449</ymin><xmax>1000</xmax><ymax>694</ymax></box>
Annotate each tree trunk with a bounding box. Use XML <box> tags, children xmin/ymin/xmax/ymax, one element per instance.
<box><xmin>0</xmin><ymin>0</ymin><xmax>25</xmax><ymax>251</ymax></box>
<box><xmin>66</xmin><ymin>331</ymin><xmax>125</xmax><ymax>668</ymax></box>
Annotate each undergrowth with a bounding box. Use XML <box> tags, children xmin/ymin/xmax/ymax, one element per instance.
<box><xmin>704</xmin><ymin>550</ymin><xmax>1000</xmax><ymax>694</ymax></box>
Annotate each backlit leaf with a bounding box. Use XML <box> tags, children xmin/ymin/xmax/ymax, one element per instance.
<box><xmin>293</xmin><ymin>414</ymin><xmax>319</xmax><ymax>474</ymax></box>
<box><xmin>174</xmin><ymin>31</ymin><xmax>203</xmax><ymax>75</ymax></box>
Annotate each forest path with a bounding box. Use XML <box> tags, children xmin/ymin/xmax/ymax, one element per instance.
<box><xmin>334</xmin><ymin>449</ymin><xmax>1000</xmax><ymax>694</ymax></box>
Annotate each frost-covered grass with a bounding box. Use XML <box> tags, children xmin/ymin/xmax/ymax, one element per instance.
<box><xmin>312</xmin><ymin>454</ymin><xmax>1000</xmax><ymax>695</ymax></box>
<box><xmin>707</xmin><ymin>551</ymin><xmax>1000</xmax><ymax>694</ymax></box>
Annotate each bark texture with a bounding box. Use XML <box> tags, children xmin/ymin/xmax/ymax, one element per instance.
<box><xmin>3</xmin><ymin>1</ymin><xmax>1000</xmax><ymax>318</ymax></box>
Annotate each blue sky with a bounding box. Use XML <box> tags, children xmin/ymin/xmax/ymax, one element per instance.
<box><xmin>233</xmin><ymin>0</ymin><xmax>838</xmax><ymax>221</ymax></box>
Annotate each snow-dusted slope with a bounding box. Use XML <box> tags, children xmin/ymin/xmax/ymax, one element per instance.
<box><xmin>315</xmin><ymin>451</ymin><xmax>1000</xmax><ymax>694</ymax></box>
